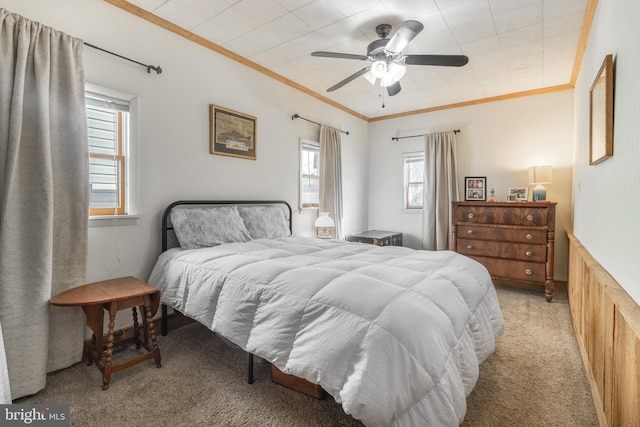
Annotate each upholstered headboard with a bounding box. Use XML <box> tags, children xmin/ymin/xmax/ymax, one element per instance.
<box><xmin>161</xmin><ymin>200</ymin><xmax>293</xmax><ymax>251</ymax></box>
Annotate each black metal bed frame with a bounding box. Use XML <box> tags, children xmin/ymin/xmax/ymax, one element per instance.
<box><xmin>158</xmin><ymin>200</ymin><xmax>293</xmax><ymax>384</ymax></box>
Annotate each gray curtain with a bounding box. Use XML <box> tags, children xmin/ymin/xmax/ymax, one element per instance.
<box><xmin>0</xmin><ymin>9</ymin><xmax>88</xmax><ymax>399</ymax></box>
<box><xmin>422</xmin><ymin>131</ymin><xmax>460</xmax><ymax>250</ymax></box>
<box><xmin>318</xmin><ymin>125</ymin><xmax>343</xmax><ymax>239</ymax></box>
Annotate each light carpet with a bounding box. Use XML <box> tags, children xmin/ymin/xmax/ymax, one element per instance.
<box><xmin>16</xmin><ymin>284</ymin><xmax>598</xmax><ymax>426</ymax></box>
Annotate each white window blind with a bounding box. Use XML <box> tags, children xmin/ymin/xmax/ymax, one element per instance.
<box><xmin>300</xmin><ymin>139</ymin><xmax>320</xmax><ymax>208</ymax></box>
<box><xmin>86</xmin><ymin>92</ymin><xmax>129</xmax><ymax>215</ymax></box>
<box><xmin>404</xmin><ymin>153</ymin><xmax>424</xmax><ymax>209</ymax></box>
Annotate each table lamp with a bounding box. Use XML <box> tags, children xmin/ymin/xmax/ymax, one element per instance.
<box><xmin>315</xmin><ymin>212</ymin><xmax>334</xmax><ymax>239</ymax></box>
<box><xmin>528</xmin><ymin>165</ymin><xmax>552</xmax><ymax>201</ymax></box>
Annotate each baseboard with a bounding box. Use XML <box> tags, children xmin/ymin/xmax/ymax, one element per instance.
<box><xmin>567</xmin><ymin>232</ymin><xmax>640</xmax><ymax>427</ymax></box>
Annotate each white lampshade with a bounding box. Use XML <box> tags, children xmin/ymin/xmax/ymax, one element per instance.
<box><xmin>362</xmin><ymin>70</ymin><xmax>377</xmax><ymax>85</ymax></box>
<box><xmin>528</xmin><ymin>165</ymin><xmax>552</xmax><ymax>184</ymax></box>
<box><xmin>370</xmin><ymin>60</ymin><xmax>388</xmax><ymax>79</ymax></box>
<box><xmin>380</xmin><ymin>63</ymin><xmax>406</xmax><ymax>87</ymax></box>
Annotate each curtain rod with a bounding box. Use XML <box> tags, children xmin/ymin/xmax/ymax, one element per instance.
<box><xmin>84</xmin><ymin>42</ymin><xmax>162</xmax><ymax>75</ymax></box>
<box><xmin>391</xmin><ymin>129</ymin><xmax>460</xmax><ymax>141</ymax></box>
<box><xmin>291</xmin><ymin>114</ymin><xmax>349</xmax><ymax>135</ymax></box>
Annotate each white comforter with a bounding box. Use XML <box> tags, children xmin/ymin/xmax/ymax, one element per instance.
<box><xmin>148</xmin><ymin>236</ymin><xmax>503</xmax><ymax>426</ymax></box>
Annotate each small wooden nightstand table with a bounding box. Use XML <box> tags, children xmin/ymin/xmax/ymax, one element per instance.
<box><xmin>50</xmin><ymin>276</ymin><xmax>162</xmax><ymax>390</ymax></box>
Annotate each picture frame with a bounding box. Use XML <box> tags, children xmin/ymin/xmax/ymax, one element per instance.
<box><xmin>210</xmin><ymin>105</ymin><xmax>257</xmax><ymax>160</ymax></box>
<box><xmin>589</xmin><ymin>54</ymin><xmax>613</xmax><ymax>165</ymax></box>
<box><xmin>507</xmin><ymin>187</ymin><xmax>528</xmax><ymax>202</ymax></box>
<box><xmin>465</xmin><ymin>177</ymin><xmax>486</xmax><ymax>201</ymax></box>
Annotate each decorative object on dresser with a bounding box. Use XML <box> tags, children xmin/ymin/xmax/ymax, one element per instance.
<box><xmin>346</xmin><ymin>230</ymin><xmax>403</xmax><ymax>246</ymax></box>
<box><xmin>464</xmin><ymin>176</ymin><xmax>486</xmax><ymax>201</ymax></box>
<box><xmin>451</xmin><ymin>201</ymin><xmax>556</xmax><ymax>302</ymax></box>
<box><xmin>528</xmin><ymin>165</ymin><xmax>552</xmax><ymax>201</ymax></box>
<box><xmin>507</xmin><ymin>187</ymin><xmax>528</xmax><ymax>202</ymax></box>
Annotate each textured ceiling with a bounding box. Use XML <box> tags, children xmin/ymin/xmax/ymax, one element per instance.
<box><xmin>123</xmin><ymin>0</ymin><xmax>589</xmax><ymax>119</ymax></box>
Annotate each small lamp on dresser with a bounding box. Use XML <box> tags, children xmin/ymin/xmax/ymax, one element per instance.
<box><xmin>528</xmin><ymin>165</ymin><xmax>552</xmax><ymax>201</ymax></box>
<box><xmin>315</xmin><ymin>212</ymin><xmax>335</xmax><ymax>239</ymax></box>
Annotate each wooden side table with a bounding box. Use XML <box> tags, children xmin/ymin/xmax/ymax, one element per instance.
<box><xmin>50</xmin><ymin>276</ymin><xmax>161</xmax><ymax>390</ymax></box>
<box><xmin>346</xmin><ymin>230</ymin><xmax>403</xmax><ymax>246</ymax></box>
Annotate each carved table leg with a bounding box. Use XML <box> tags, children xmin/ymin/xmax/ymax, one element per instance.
<box><xmin>103</xmin><ymin>307</ymin><xmax>117</xmax><ymax>390</ymax></box>
<box><xmin>144</xmin><ymin>303</ymin><xmax>162</xmax><ymax>368</ymax></box>
<box><xmin>132</xmin><ymin>306</ymin><xmax>141</xmax><ymax>349</ymax></box>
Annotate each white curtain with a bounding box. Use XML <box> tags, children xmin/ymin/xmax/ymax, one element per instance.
<box><xmin>422</xmin><ymin>131</ymin><xmax>460</xmax><ymax>250</ymax></box>
<box><xmin>318</xmin><ymin>125</ymin><xmax>343</xmax><ymax>239</ymax></box>
<box><xmin>0</xmin><ymin>323</ymin><xmax>11</xmax><ymax>403</ymax></box>
<box><xmin>0</xmin><ymin>9</ymin><xmax>88</xmax><ymax>399</ymax></box>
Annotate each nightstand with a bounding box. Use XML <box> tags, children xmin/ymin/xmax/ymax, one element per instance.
<box><xmin>346</xmin><ymin>230</ymin><xmax>403</xmax><ymax>246</ymax></box>
<box><xmin>50</xmin><ymin>276</ymin><xmax>162</xmax><ymax>390</ymax></box>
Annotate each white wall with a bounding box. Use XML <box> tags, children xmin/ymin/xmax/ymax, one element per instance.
<box><xmin>572</xmin><ymin>0</ymin><xmax>640</xmax><ymax>305</ymax></box>
<box><xmin>368</xmin><ymin>90</ymin><xmax>575</xmax><ymax>280</ymax></box>
<box><xmin>0</xmin><ymin>0</ymin><xmax>369</xmax><ymax>284</ymax></box>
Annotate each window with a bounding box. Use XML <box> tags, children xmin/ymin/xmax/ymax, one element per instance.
<box><xmin>86</xmin><ymin>91</ymin><xmax>130</xmax><ymax>216</ymax></box>
<box><xmin>404</xmin><ymin>153</ymin><xmax>424</xmax><ymax>209</ymax></box>
<box><xmin>300</xmin><ymin>138</ymin><xmax>320</xmax><ymax>208</ymax></box>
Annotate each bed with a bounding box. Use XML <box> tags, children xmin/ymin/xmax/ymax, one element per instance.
<box><xmin>148</xmin><ymin>200</ymin><xmax>504</xmax><ymax>427</ymax></box>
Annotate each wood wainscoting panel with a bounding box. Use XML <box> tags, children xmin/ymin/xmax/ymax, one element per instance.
<box><xmin>567</xmin><ymin>233</ymin><xmax>640</xmax><ymax>427</ymax></box>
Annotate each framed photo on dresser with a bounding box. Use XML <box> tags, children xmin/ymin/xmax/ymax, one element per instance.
<box><xmin>465</xmin><ymin>176</ymin><xmax>486</xmax><ymax>201</ymax></box>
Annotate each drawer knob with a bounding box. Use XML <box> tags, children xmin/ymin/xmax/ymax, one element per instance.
<box><xmin>467</xmin><ymin>245</ymin><xmax>473</xmax><ymax>250</ymax></box>
<box><xmin>525</xmin><ymin>233</ymin><xmax>533</xmax><ymax>240</ymax></box>
<box><xmin>526</xmin><ymin>214</ymin><xmax>534</xmax><ymax>221</ymax></box>
<box><xmin>525</xmin><ymin>251</ymin><xmax>532</xmax><ymax>257</ymax></box>
<box><xmin>525</xmin><ymin>269</ymin><xmax>533</xmax><ymax>275</ymax></box>
<box><xmin>467</xmin><ymin>229</ymin><xmax>474</xmax><ymax>235</ymax></box>
<box><xmin>467</xmin><ymin>213</ymin><xmax>474</xmax><ymax>219</ymax></box>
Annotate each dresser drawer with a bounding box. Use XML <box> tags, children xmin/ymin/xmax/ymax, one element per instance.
<box><xmin>457</xmin><ymin>225</ymin><xmax>547</xmax><ymax>244</ymax></box>
<box><xmin>456</xmin><ymin>206</ymin><xmax>548</xmax><ymax>226</ymax></box>
<box><xmin>469</xmin><ymin>256</ymin><xmax>546</xmax><ymax>283</ymax></box>
<box><xmin>457</xmin><ymin>238</ymin><xmax>547</xmax><ymax>262</ymax></box>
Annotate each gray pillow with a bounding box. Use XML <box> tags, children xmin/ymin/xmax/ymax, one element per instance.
<box><xmin>170</xmin><ymin>206</ymin><xmax>251</xmax><ymax>249</ymax></box>
<box><xmin>238</xmin><ymin>206</ymin><xmax>290</xmax><ymax>239</ymax></box>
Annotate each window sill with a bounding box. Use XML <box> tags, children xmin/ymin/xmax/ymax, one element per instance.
<box><xmin>89</xmin><ymin>215</ymin><xmax>139</xmax><ymax>227</ymax></box>
<box><xmin>401</xmin><ymin>208</ymin><xmax>422</xmax><ymax>214</ymax></box>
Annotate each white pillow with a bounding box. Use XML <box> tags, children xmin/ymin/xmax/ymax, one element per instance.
<box><xmin>170</xmin><ymin>206</ymin><xmax>251</xmax><ymax>249</ymax></box>
<box><xmin>238</xmin><ymin>206</ymin><xmax>291</xmax><ymax>239</ymax></box>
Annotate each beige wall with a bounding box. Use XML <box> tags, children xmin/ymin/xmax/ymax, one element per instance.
<box><xmin>367</xmin><ymin>89</ymin><xmax>574</xmax><ymax>280</ymax></box>
<box><xmin>572</xmin><ymin>0</ymin><xmax>640</xmax><ymax>305</ymax></box>
<box><xmin>0</xmin><ymin>0</ymin><xmax>371</xmax><ymax>288</ymax></box>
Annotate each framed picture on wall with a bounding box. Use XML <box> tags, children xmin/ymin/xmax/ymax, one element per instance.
<box><xmin>210</xmin><ymin>105</ymin><xmax>257</xmax><ymax>160</ymax></box>
<box><xmin>589</xmin><ymin>54</ymin><xmax>614</xmax><ymax>165</ymax></box>
<box><xmin>465</xmin><ymin>177</ymin><xmax>486</xmax><ymax>201</ymax></box>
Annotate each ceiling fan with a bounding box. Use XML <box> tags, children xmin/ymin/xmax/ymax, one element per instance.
<box><xmin>311</xmin><ymin>20</ymin><xmax>469</xmax><ymax>97</ymax></box>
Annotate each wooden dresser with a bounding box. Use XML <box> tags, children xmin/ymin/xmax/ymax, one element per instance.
<box><xmin>451</xmin><ymin>201</ymin><xmax>556</xmax><ymax>301</ymax></box>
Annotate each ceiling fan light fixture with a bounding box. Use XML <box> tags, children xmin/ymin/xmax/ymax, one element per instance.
<box><xmin>362</xmin><ymin>70</ymin><xmax>377</xmax><ymax>85</ymax></box>
<box><xmin>380</xmin><ymin>62</ymin><xmax>406</xmax><ymax>87</ymax></box>
<box><xmin>371</xmin><ymin>60</ymin><xmax>388</xmax><ymax>78</ymax></box>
